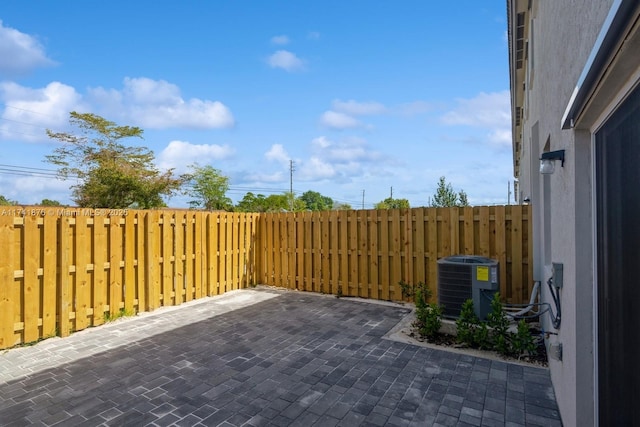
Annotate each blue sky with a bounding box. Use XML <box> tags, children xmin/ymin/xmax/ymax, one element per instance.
<box><xmin>0</xmin><ymin>1</ymin><xmax>513</xmax><ymax>208</ymax></box>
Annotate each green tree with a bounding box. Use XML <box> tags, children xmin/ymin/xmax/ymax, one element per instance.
<box><xmin>39</xmin><ymin>199</ymin><xmax>62</xmax><ymax>206</ymax></box>
<box><xmin>0</xmin><ymin>195</ymin><xmax>16</xmax><ymax>206</ymax></box>
<box><xmin>299</xmin><ymin>190</ymin><xmax>333</xmax><ymax>211</ymax></box>
<box><xmin>430</xmin><ymin>176</ymin><xmax>469</xmax><ymax>207</ymax></box>
<box><xmin>185</xmin><ymin>164</ymin><xmax>232</xmax><ymax>211</ymax></box>
<box><xmin>46</xmin><ymin>112</ymin><xmax>184</xmax><ymax>209</ymax></box>
<box><xmin>235</xmin><ymin>192</ymin><xmax>305</xmax><ymax>212</ymax></box>
<box><xmin>236</xmin><ymin>192</ymin><xmax>268</xmax><ymax>212</ymax></box>
<box><xmin>374</xmin><ymin>197</ymin><xmax>410</xmax><ymax>209</ymax></box>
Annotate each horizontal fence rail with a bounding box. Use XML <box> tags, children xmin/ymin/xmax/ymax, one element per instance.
<box><xmin>0</xmin><ymin>205</ymin><xmax>531</xmax><ymax>350</ymax></box>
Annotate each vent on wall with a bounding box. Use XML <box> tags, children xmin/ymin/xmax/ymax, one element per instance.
<box><xmin>437</xmin><ymin>256</ymin><xmax>500</xmax><ymax>320</ymax></box>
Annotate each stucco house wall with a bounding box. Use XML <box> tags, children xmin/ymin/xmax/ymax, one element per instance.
<box><xmin>507</xmin><ymin>1</ymin><xmax>640</xmax><ymax>426</ymax></box>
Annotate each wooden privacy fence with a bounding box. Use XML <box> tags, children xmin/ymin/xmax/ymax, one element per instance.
<box><xmin>0</xmin><ymin>207</ymin><xmax>258</xmax><ymax>349</ymax></box>
<box><xmin>0</xmin><ymin>204</ymin><xmax>531</xmax><ymax>350</ymax></box>
<box><xmin>258</xmin><ymin>205</ymin><xmax>532</xmax><ymax>304</ymax></box>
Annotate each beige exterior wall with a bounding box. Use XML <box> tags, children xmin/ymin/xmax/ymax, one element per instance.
<box><xmin>510</xmin><ymin>1</ymin><xmax>615</xmax><ymax>426</ymax></box>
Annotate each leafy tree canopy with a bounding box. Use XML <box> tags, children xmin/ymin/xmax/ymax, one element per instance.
<box><xmin>299</xmin><ymin>190</ymin><xmax>333</xmax><ymax>211</ymax></box>
<box><xmin>40</xmin><ymin>199</ymin><xmax>63</xmax><ymax>206</ymax></box>
<box><xmin>45</xmin><ymin>112</ymin><xmax>184</xmax><ymax>209</ymax></box>
<box><xmin>374</xmin><ymin>197</ymin><xmax>410</xmax><ymax>210</ymax></box>
<box><xmin>185</xmin><ymin>164</ymin><xmax>232</xmax><ymax>211</ymax></box>
<box><xmin>430</xmin><ymin>176</ymin><xmax>470</xmax><ymax>207</ymax></box>
<box><xmin>0</xmin><ymin>195</ymin><xmax>17</xmax><ymax>206</ymax></box>
<box><xmin>235</xmin><ymin>192</ymin><xmax>305</xmax><ymax>212</ymax></box>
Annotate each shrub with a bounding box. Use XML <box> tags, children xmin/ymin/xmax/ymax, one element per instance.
<box><xmin>455</xmin><ymin>299</ymin><xmax>480</xmax><ymax>347</ymax></box>
<box><xmin>511</xmin><ymin>319</ymin><xmax>537</xmax><ymax>357</ymax></box>
<box><xmin>486</xmin><ymin>293</ymin><xmax>511</xmax><ymax>356</ymax></box>
<box><xmin>413</xmin><ymin>286</ymin><xmax>443</xmax><ymax>341</ymax></box>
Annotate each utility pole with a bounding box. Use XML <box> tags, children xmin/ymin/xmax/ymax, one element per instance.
<box><xmin>289</xmin><ymin>160</ymin><xmax>295</xmax><ymax>211</ymax></box>
<box><xmin>507</xmin><ymin>181</ymin><xmax>511</xmax><ymax>205</ymax></box>
<box><xmin>362</xmin><ymin>190</ymin><xmax>365</xmax><ymax>210</ymax></box>
<box><xmin>390</xmin><ymin>187</ymin><xmax>393</xmax><ymax>199</ymax></box>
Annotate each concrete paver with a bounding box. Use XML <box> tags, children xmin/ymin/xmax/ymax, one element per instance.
<box><xmin>0</xmin><ymin>287</ymin><xmax>562</xmax><ymax>426</ymax></box>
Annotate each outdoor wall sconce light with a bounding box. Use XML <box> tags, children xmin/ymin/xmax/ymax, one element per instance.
<box><xmin>540</xmin><ymin>150</ymin><xmax>565</xmax><ymax>174</ymax></box>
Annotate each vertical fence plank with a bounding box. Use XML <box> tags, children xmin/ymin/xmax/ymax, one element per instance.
<box><xmin>58</xmin><ymin>217</ymin><xmax>71</xmax><ymax>338</ymax></box>
<box><xmin>369</xmin><ymin>210</ymin><xmax>379</xmax><ymax>300</ymax></box>
<box><xmin>193</xmin><ymin>212</ymin><xmax>203</xmax><ymax>298</ymax></box>
<box><xmin>511</xmin><ymin>205</ymin><xmax>524</xmax><ymax>302</ymax></box>
<box><xmin>224</xmin><ymin>214</ymin><xmax>233</xmax><ymax>292</ymax></box>
<box><xmin>348</xmin><ymin>211</ymin><xmax>358</xmax><ymax>297</ymax></box>
<box><xmin>124</xmin><ymin>214</ymin><xmax>136</xmax><ymax>313</ymax></box>
<box><xmin>294</xmin><ymin>212</ymin><xmax>303</xmax><ymax>290</ymax></box>
<box><xmin>414</xmin><ymin>208</ymin><xmax>425</xmax><ymax>288</ymax></box>
<box><xmin>320</xmin><ymin>212</ymin><xmax>331</xmax><ymax>294</ymax></box>
<box><xmin>358</xmin><ymin>210</ymin><xmax>369</xmax><ymax>298</ymax></box>
<box><xmin>478</xmin><ymin>206</ymin><xmax>491</xmax><ymax>257</ymax></box>
<box><xmin>403</xmin><ymin>209</ymin><xmax>414</xmax><ymax>290</ymax></box>
<box><xmin>209</xmin><ymin>214</ymin><xmax>219</xmax><ymax>295</ymax></box>
<box><xmin>0</xmin><ymin>215</ymin><xmax>15</xmax><ymax>348</ymax></box>
<box><xmin>379</xmin><ymin>209</ymin><xmax>390</xmax><ymax>300</ymax></box>
<box><xmin>313</xmin><ymin>212</ymin><xmax>322</xmax><ymax>293</ymax></box>
<box><xmin>161</xmin><ymin>213</ymin><xmax>173</xmax><ymax>306</ymax></box>
<box><xmin>389</xmin><ymin>209</ymin><xmax>402</xmax><ymax>300</ymax></box>
<box><xmin>136</xmin><ymin>212</ymin><xmax>147</xmax><ymax>312</ymax></box>
<box><xmin>23</xmin><ymin>215</ymin><xmax>41</xmax><ymax>342</ymax></box>
<box><xmin>426</xmin><ymin>208</ymin><xmax>439</xmax><ymax>298</ymax></box>
<box><xmin>74</xmin><ymin>215</ymin><xmax>89</xmax><ymax>331</ymax></box>
<box><xmin>494</xmin><ymin>206</ymin><xmax>508</xmax><ymax>299</ymax></box>
<box><xmin>42</xmin><ymin>214</ymin><xmax>57</xmax><ymax>335</ymax></box>
<box><xmin>145</xmin><ymin>211</ymin><xmax>159</xmax><ymax>310</ymax></box>
<box><xmin>289</xmin><ymin>213</ymin><xmax>297</xmax><ymax>289</ymax></box>
<box><xmin>338</xmin><ymin>210</ymin><xmax>349</xmax><ymax>296</ymax></box>
<box><xmin>92</xmin><ymin>216</ymin><xmax>107</xmax><ymax>325</ymax></box>
<box><xmin>174</xmin><ymin>213</ymin><xmax>184</xmax><ymax>305</ymax></box>
<box><xmin>304</xmin><ymin>212</ymin><xmax>313</xmax><ymax>292</ymax></box>
<box><xmin>109</xmin><ymin>218</ymin><xmax>124</xmax><ymax>315</ymax></box>
<box><xmin>463</xmin><ymin>207</ymin><xmax>474</xmax><ymax>255</ymax></box>
<box><xmin>330</xmin><ymin>211</ymin><xmax>339</xmax><ymax>295</ymax></box>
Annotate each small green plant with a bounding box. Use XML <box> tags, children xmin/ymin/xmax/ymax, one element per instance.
<box><xmin>104</xmin><ymin>307</ymin><xmax>135</xmax><ymax>323</ymax></box>
<box><xmin>414</xmin><ymin>288</ymin><xmax>443</xmax><ymax>339</ymax></box>
<box><xmin>511</xmin><ymin>319</ymin><xmax>537</xmax><ymax>357</ymax></box>
<box><xmin>486</xmin><ymin>293</ymin><xmax>511</xmax><ymax>355</ymax></box>
<box><xmin>474</xmin><ymin>321</ymin><xmax>492</xmax><ymax>350</ymax></box>
<box><xmin>336</xmin><ymin>286</ymin><xmax>343</xmax><ymax>298</ymax></box>
<box><xmin>455</xmin><ymin>299</ymin><xmax>480</xmax><ymax>347</ymax></box>
<box><xmin>399</xmin><ymin>280</ymin><xmax>431</xmax><ymax>304</ymax></box>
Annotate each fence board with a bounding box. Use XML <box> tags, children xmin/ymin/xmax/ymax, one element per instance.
<box><xmin>23</xmin><ymin>215</ymin><xmax>41</xmax><ymax>342</ymax></box>
<box><xmin>42</xmin><ymin>214</ymin><xmax>57</xmax><ymax>334</ymax></box>
<box><xmin>0</xmin><ymin>215</ymin><xmax>14</xmax><ymax>348</ymax></box>
<box><xmin>74</xmin><ymin>215</ymin><xmax>89</xmax><ymax>331</ymax></box>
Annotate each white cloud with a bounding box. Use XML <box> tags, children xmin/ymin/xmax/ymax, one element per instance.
<box><xmin>0</xmin><ymin>20</ymin><xmax>56</xmax><ymax>76</ymax></box>
<box><xmin>270</xmin><ymin>35</ymin><xmax>290</xmax><ymax>45</ymax></box>
<box><xmin>441</xmin><ymin>90</ymin><xmax>512</xmax><ymax>147</ymax></box>
<box><xmin>319</xmin><ymin>111</ymin><xmax>361</xmax><ymax>129</ymax></box>
<box><xmin>265</xmin><ymin>144</ymin><xmax>290</xmax><ymax>166</ymax></box>
<box><xmin>0</xmin><ymin>81</ymin><xmax>84</xmax><ymax>141</ymax></box>
<box><xmin>441</xmin><ymin>91</ymin><xmax>511</xmax><ymax>128</ymax></box>
<box><xmin>88</xmin><ymin>77</ymin><xmax>235</xmax><ymax>129</ymax></box>
<box><xmin>267</xmin><ymin>50</ymin><xmax>305</xmax><ymax>72</ymax></box>
<box><xmin>157</xmin><ymin>140</ymin><xmax>234</xmax><ymax>173</ymax></box>
<box><xmin>4</xmin><ymin>175</ymin><xmax>73</xmax><ymax>205</ymax></box>
<box><xmin>332</xmin><ymin>99</ymin><xmax>386</xmax><ymax>116</ymax></box>
<box><xmin>308</xmin><ymin>31</ymin><xmax>321</xmax><ymax>40</ymax></box>
<box><xmin>310</xmin><ymin>136</ymin><xmax>380</xmax><ymax>163</ymax></box>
